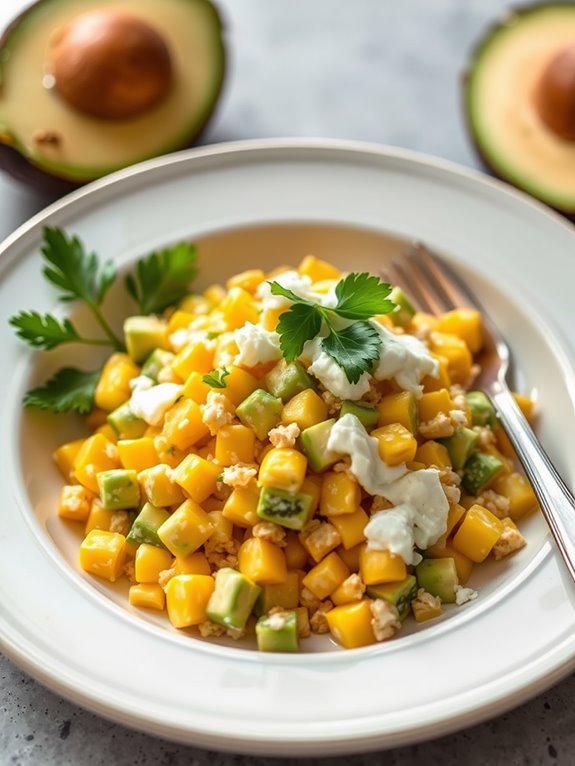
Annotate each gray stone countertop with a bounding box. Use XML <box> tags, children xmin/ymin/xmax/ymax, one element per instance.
<box><xmin>1</xmin><ymin>1</ymin><xmax>573</xmax><ymax>763</ymax></box>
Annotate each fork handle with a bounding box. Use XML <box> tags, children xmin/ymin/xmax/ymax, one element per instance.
<box><xmin>491</xmin><ymin>384</ymin><xmax>575</xmax><ymax>581</ymax></box>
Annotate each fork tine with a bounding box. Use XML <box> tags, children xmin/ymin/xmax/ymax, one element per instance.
<box><xmin>414</xmin><ymin>243</ymin><xmax>482</xmax><ymax>313</ymax></box>
<box><xmin>384</xmin><ymin>261</ymin><xmax>430</xmax><ymax>314</ymax></box>
<box><xmin>400</xmin><ymin>250</ymin><xmax>450</xmax><ymax>315</ymax></box>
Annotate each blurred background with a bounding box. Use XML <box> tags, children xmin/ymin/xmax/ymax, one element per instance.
<box><xmin>0</xmin><ymin>0</ymin><xmax>539</xmax><ymax>241</ymax></box>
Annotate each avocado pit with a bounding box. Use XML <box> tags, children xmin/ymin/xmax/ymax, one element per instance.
<box><xmin>47</xmin><ymin>8</ymin><xmax>173</xmax><ymax>120</ymax></box>
<box><xmin>535</xmin><ymin>45</ymin><xmax>575</xmax><ymax>141</ymax></box>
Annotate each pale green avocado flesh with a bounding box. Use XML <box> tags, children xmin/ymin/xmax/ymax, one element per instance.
<box><xmin>0</xmin><ymin>0</ymin><xmax>225</xmax><ymax>184</ymax></box>
<box><xmin>465</xmin><ymin>3</ymin><xmax>575</xmax><ymax>213</ymax></box>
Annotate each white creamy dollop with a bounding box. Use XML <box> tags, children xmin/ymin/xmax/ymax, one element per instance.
<box><xmin>130</xmin><ymin>382</ymin><xmax>182</xmax><ymax>426</ymax></box>
<box><xmin>327</xmin><ymin>414</ymin><xmax>407</xmax><ymax>492</ymax></box>
<box><xmin>365</xmin><ymin>504</ymin><xmax>417</xmax><ymax>564</ymax></box>
<box><xmin>306</xmin><ymin>345</ymin><xmax>371</xmax><ymax>401</ymax></box>
<box><xmin>129</xmin><ymin>375</ymin><xmax>155</xmax><ymax>393</ymax></box>
<box><xmin>372</xmin><ymin>321</ymin><xmax>438</xmax><ymax>396</ymax></box>
<box><xmin>328</xmin><ymin>415</ymin><xmax>449</xmax><ymax>564</ymax></box>
<box><xmin>234</xmin><ymin>323</ymin><xmax>282</xmax><ymax>368</ymax></box>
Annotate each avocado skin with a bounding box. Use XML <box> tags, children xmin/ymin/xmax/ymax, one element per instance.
<box><xmin>0</xmin><ymin>0</ymin><xmax>226</xmax><ymax>193</ymax></box>
<box><xmin>462</xmin><ymin>2</ymin><xmax>575</xmax><ymax>217</ymax></box>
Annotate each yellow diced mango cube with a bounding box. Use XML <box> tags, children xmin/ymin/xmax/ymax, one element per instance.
<box><xmin>226</xmin><ymin>269</ymin><xmax>266</xmax><ymax>294</ymax></box>
<box><xmin>437</xmin><ymin>309</ymin><xmax>483</xmax><ymax>354</ymax></box>
<box><xmin>165</xmin><ymin>574</ymin><xmax>215</xmax><ymax>628</ymax></box>
<box><xmin>302</xmin><ymin>551</ymin><xmax>349</xmax><ymax>599</ymax></box>
<box><xmin>239</xmin><ymin>537</ymin><xmax>287</xmax><ymax>585</ymax></box>
<box><xmin>326</xmin><ymin>600</ymin><xmax>376</xmax><ymax>648</ymax></box>
<box><xmin>421</xmin><ymin>353</ymin><xmax>451</xmax><ymax>393</ymax></box>
<box><xmin>412</xmin><ymin>594</ymin><xmax>443</xmax><ymax>623</ymax></box>
<box><xmin>174</xmin><ymin>551</ymin><xmax>211</xmax><ymax>575</ymax></box>
<box><xmin>181</xmin><ymin>371</ymin><xmax>211</xmax><ymax>403</ymax></box>
<box><xmin>281</xmin><ymin>389</ymin><xmax>328</xmax><ymax>431</ymax></box>
<box><xmin>215</xmin><ymin>424</ymin><xmax>255</xmax><ymax>466</ymax></box>
<box><xmin>452</xmin><ymin>504</ymin><xmax>504</xmax><ymax>562</ymax></box>
<box><xmin>377</xmin><ymin>391</ymin><xmax>418</xmax><ymax>433</ymax></box>
<box><xmin>445</xmin><ymin>502</ymin><xmax>466</xmax><ymax>537</ymax></box>
<box><xmin>330</xmin><ymin>508</ymin><xmax>369</xmax><ymax>550</ymax></box>
<box><xmin>429</xmin><ymin>333</ymin><xmax>472</xmax><ymax>385</ymax></box>
<box><xmin>259</xmin><ymin>571</ymin><xmax>300</xmax><ymax>612</ymax></box>
<box><xmin>79</xmin><ymin>529</ymin><xmax>126</xmax><ymax>582</ymax></box>
<box><xmin>425</xmin><ymin>542</ymin><xmax>474</xmax><ymax>584</ymax></box>
<box><xmin>258</xmin><ymin>448</ymin><xmax>307</xmax><ymax>493</ymax></box>
<box><xmin>337</xmin><ymin>543</ymin><xmax>362</xmax><ymax>572</ymax></box>
<box><xmin>372</xmin><ymin>423</ymin><xmax>418</xmax><ymax>466</ymax></box>
<box><xmin>359</xmin><ymin>545</ymin><xmax>406</xmax><ymax>585</ymax></box>
<box><xmin>117</xmin><ymin>437</ymin><xmax>159</xmax><ymax>472</ymax></box>
<box><xmin>222</xmin><ymin>480</ymin><xmax>260</xmax><ymax>527</ymax></box>
<box><xmin>161</xmin><ymin>398</ymin><xmax>209</xmax><ymax>451</ymax></box>
<box><xmin>491</xmin><ymin>472</ymin><xmax>538</xmax><ymax>520</ymax></box>
<box><xmin>219</xmin><ymin>287</ymin><xmax>260</xmax><ymax>329</ymax></box>
<box><xmin>158</xmin><ymin>499</ymin><xmax>214</xmax><ymax>556</ymax></box>
<box><xmin>418</xmin><ymin>388</ymin><xmax>454</xmax><ymax>422</ymax></box>
<box><xmin>320</xmin><ymin>472</ymin><xmax>360</xmax><ymax>516</ymax></box>
<box><xmin>171</xmin><ymin>340</ymin><xmax>215</xmax><ymax>380</ymax></box>
<box><xmin>138</xmin><ymin>463</ymin><xmax>184</xmax><ymax>507</ymax></box>
<box><xmin>73</xmin><ymin>434</ymin><xmax>120</xmax><ymax>492</ymax></box>
<box><xmin>298</xmin><ymin>255</ymin><xmax>341</xmax><ymax>281</ymax></box>
<box><xmin>94</xmin><ymin>353</ymin><xmax>140</xmax><ymax>412</ymax></box>
<box><xmin>135</xmin><ymin>543</ymin><xmax>174</xmax><ymax>583</ymax></box>
<box><xmin>513</xmin><ymin>392</ymin><xmax>535</xmax><ymax>421</ymax></box>
<box><xmin>129</xmin><ymin>583</ymin><xmax>166</xmax><ymax>611</ymax></box>
<box><xmin>84</xmin><ymin>500</ymin><xmax>132</xmax><ymax>536</ymax></box>
<box><xmin>53</xmin><ymin>438</ymin><xmax>85</xmax><ymax>481</ymax></box>
<box><xmin>171</xmin><ymin>454</ymin><xmax>220</xmax><ymax>503</ymax></box>
<box><xmin>58</xmin><ymin>485</ymin><xmax>94</xmax><ymax>522</ymax></box>
<box><xmin>223</xmin><ymin>366</ymin><xmax>259</xmax><ymax>406</ymax></box>
<box><xmin>284</xmin><ymin>532</ymin><xmax>309</xmax><ymax>569</ymax></box>
<box><xmin>415</xmin><ymin>440</ymin><xmax>452</xmax><ymax>469</ymax></box>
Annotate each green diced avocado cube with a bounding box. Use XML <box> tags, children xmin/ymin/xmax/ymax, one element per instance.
<box><xmin>257</xmin><ymin>487</ymin><xmax>313</xmax><ymax>531</ymax></box>
<box><xmin>366</xmin><ymin>574</ymin><xmax>417</xmax><ymax>620</ymax></box>
<box><xmin>264</xmin><ymin>360</ymin><xmax>317</xmax><ymax>402</ymax></box>
<box><xmin>206</xmin><ymin>568</ymin><xmax>261</xmax><ymax>629</ymax></box>
<box><xmin>236</xmin><ymin>389</ymin><xmax>283</xmax><ymax>440</ymax></box>
<box><xmin>256</xmin><ymin>610</ymin><xmax>299</xmax><ymax>652</ymax></box>
<box><xmin>126</xmin><ymin>502</ymin><xmax>170</xmax><ymax>547</ymax></box>
<box><xmin>299</xmin><ymin>418</ymin><xmax>340</xmax><ymax>473</ymax></box>
<box><xmin>439</xmin><ymin>427</ymin><xmax>480</xmax><ymax>470</ymax></box>
<box><xmin>97</xmin><ymin>469</ymin><xmax>140</xmax><ymax>510</ymax></box>
<box><xmin>389</xmin><ymin>286</ymin><xmax>416</xmax><ymax>328</ymax></box>
<box><xmin>462</xmin><ymin>452</ymin><xmax>504</xmax><ymax>495</ymax></box>
<box><xmin>340</xmin><ymin>400</ymin><xmax>379</xmax><ymax>432</ymax></box>
<box><xmin>466</xmin><ymin>391</ymin><xmax>499</xmax><ymax>428</ymax></box>
<box><xmin>107</xmin><ymin>401</ymin><xmax>147</xmax><ymax>439</ymax></box>
<box><xmin>124</xmin><ymin>316</ymin><xmax>168</xmax><ymax>364</ymax></box>
<box><xmin>416</xmin><ymin>558</ymin><xmax>459</xmax><ymax>604</ymax></box>
<box><xmin>140</xmin><ymin>348</ymin><xmax>175</xmax><ymax>382</ymax></box>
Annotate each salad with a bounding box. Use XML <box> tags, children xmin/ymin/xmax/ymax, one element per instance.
<box><xmin>11</xmin><ymin>228</ymin><xmax>539</xmax><ymax>652</ymax></box>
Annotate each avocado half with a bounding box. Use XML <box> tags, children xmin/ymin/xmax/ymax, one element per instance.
<box><xmin>464</xmin><ymin>3</ymin><xmax>575</xmax><ymax>214</ymax></box>
<box><xmin>0</xmin><ymin>0</ymin><xmax>225</xmax><ymax>194</ymax></box>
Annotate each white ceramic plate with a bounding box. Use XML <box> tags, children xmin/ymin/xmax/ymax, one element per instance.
<box><xmin>1</xmin><ymin>139</ymin><xmax>575</xmax><ymax>756</ymax></box>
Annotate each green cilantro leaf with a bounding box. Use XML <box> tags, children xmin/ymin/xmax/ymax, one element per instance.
<box><xmin>202</xmin><ymin>367</ymin><xmax>230</xmax><ymax>389</ymax></box>
<box><xmin>268</xmin><ymin>281</ymin><xmax>312</xmax><ymax>305</ymax></box>
<box><xmin>10</xmin><ymin>311</ymin><xmax>80</xmax><ymax>350</ymax></box>
<box><xmin>333</xmin><ymin>273</ymin><xmax>395</xmax><ymax>319</ymax></box>
<box><xmin>41</xmin><ymin>226</ymin><xmax>116</xmax><ymax>306</ymax></box>
<box><xmin>276</xmin><ymin>303</ymin><xmax>322</xmax><ymax>362</ymax></box>
<box><xmin>125</xmin><ymin>242</ymin><xmax>198</xmax><ymax>315</ymax></box>
<box><xmin>23</xmin><ymin>367</ymin><xmax>101</xmax><ymax>414</ymax></box>
<box><xmin>321</xmin><ymin>322</ymin><xmax>381</xmax><ymax>383</ymax></box>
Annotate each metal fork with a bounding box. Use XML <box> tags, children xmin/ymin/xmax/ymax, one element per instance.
<box><xmin>386</xmin><ymin>243</ymin><xmax>575</xmax><ymax>581</ymax></box>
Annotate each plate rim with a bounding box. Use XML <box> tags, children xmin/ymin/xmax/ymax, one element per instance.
<box><xmin>2</xmin><ymin>137</ymin><xmax>575</xmax><ymax>755</ymax></box>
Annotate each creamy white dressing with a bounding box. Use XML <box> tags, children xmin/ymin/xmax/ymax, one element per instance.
<box><xmin>372</xmin><ymin>322</ymin><xmax>438</xmax><ymax>396</ymax></box>
<box><xmin>129</xmin><ymin>375</ymin><xmax>155</xmax><ymax>393</ymax></box>
<box><xmin>328</xmin><ymin>415</ymin><xmax>449</xmax><ymax>564</ymax></box>
<box><xmin>234</xmin><ymin>323</ymin><xmax>282</xmax><ymax>367</ymax></box>
<box><xmin>327</xmin><ymin>414</ymin><xmax>407</xmax><ymax>492</ymax></box>
<box><xmin>256</xmin><ymin>271</ymin><xmax>315</xmax><ymax>311</ymax></box>
<box><xmin>130</xmin><ymin>382</ymin><xmax>182</xmax><ymax>426</ymax></box>
<box><xmin>305</xmin><ymin>338</ymin><xmax>371</xmax><ymax>401</ymax></box>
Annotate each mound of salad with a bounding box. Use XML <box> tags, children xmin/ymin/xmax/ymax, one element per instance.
<box><xmin>10</xmin><ymin>228</ymin><xmax>539</xmax><ymax>651</ymax></box>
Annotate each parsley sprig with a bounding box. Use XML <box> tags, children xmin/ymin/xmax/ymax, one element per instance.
<box><xmin>270</xmin><ymin>272</ymin><xmax>395</xmax><ymax>383</ymax></box>
<box><xmin>202</xmin><ymin>368</ymin><xmax>229</xmax><ymax>389</ymax></box>
<box><xmin>10</xmin><ymin>227</ymin><xmax>198</xmax><ymax>414</ymax></box>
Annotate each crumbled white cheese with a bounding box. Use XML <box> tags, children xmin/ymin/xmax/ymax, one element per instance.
<box><xmin>257</xmin><ymin>271</ymin><xmax>315</xmax><ymax>310</ymax></box>
<box><xmin>327</xmin><ymin>414</ymin><xmax>407</xmax><ymax>494</ymax></box>
<box><xmin>168</xmin><ymin>328</ymin><xmax>190</xmax><ymax>353</ymax></box>
<box><xmin>201</xmin><ymin>391</ymin><xmax>234</xmax><ymax>434</ymax></box>
<box><xmin>370</xmin><ymin>599</ymin><xmax>401</xmax><ymax>641</ymax></box>
<box><xmin>268</xmin><ymin>422</ymin><xmax>300</xmax><ymax>448</ymax></box>
<box><xmin>234</xmin><ymin>323</ymin><xmax>282</xmax><ymax>367</ymax></box>
<box><xmin>455</xmin><ymin>585</ymin><xmax>478</xmax><ymax>606</ymax></box>
<box><xmin>221</xmin><ymin>464</ymin><xmax>257</xmax><ymax>488</ymax></box>
<box><xmin>492</xmin><ymin>523</ymin><xmax>526</xmax><ymax>560</ymax></box>
<box><xmin>372</xmin><ymin>321</ymin><xmax>438</xmax><ymax>396</ymax></box>
<box><xmin>267</xmin><ymin>611</ymin><xmax>288</xmax><ymax>631</ymax></box>
<box><xmin>130</xmin><ymin>382</ymin><xmax>182</xmax><ymax>426</ymax></box>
